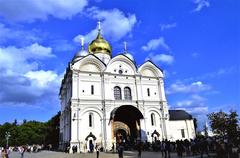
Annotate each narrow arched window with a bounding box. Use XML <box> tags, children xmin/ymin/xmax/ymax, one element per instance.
<box><xmin>147</xmin><ymin>88</ymin><xmax>150</xmax><ymax>96</ymax></box>
<box><xmin>114</xmin><ymin>86</ymin><xmax>122</xmax><ymax>100</ymax></box>
<box><xmin>124</xmin><ymin>87</ymin><xmax>132</xmax><ymax>100</ymax></box>
<box><xmin>151</xmin><ymin>113</ymin><xmax>156</xmax><ymax>126</ymax></box>
<box><xmin>89</xmin><ymin>113</ymin><xmax>93</xmax><ymax>127</ymax></box>
<box><xmin>91</xmin><ymin>85</ymin><xmax>94</xmax><ymax>95</ymax></box>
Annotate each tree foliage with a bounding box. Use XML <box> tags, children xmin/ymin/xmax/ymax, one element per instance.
<box><xmin>0</xmin><ymin>112</ymin><xmax>60</xmax><ymax>149</ymax></box>
<box><xmin>207</xmin><ymin>110</ymin><xmax>239</xmax><ymax>143</ymax></box>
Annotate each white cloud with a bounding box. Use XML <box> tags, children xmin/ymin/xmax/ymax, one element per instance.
<box><xmin>24</xmin><ymin>43</ymin><xmax>54</xmax><ymax>59</ymax></box>
<box><xmin>0</xmin><ymin>0</ymin><xmax>88</xmax><ymax>22</ymax></box>
<box><xmin>74</xmin><ymin>7</ymin><xmax>137</xmax><ymax>43</ymax></box>
<box><xmin>24</xmin><ymin>70</ymin><xmax>59</xmax><ymax>88</ymax></box>
<box><xmin>0</xmin><ymin>44</ymin><xmax>61</xmax><ymax>107</ymax></box>
<box><xmin>145</xmin><ymin>53</ymin><xmax>174</xmax><ymax>65</ymax></box>
<box><xmin>166</xmin><ymin>81</ymin><xmax>211</xmax><ymax>94</ymax></box>
<box><xmin>0</xmin><ymin>43</ymin><xmax>54</xmax><ymax>72</ymax></box>
<box><xmin>176</xmin><ymin>94</ymin><xmax>206</xmax><ymax>108</ymax></box>
<box><xmin>171</xmin><ymin>94</ymin><xmax>209</xmax><ymax>129</ymax></box>
<box><xmin>160</xmin><ymin>23</ymin><xmax>177</xmax><ymax>31</ymax></box>
<box><xmin>192</xmin><ymin>0</ymin><xmax>210</xmax><ymax>12</ymax></box>
<box><xmin>142</xmin><ymin>37</ymin><xmax>169</xmax><ymax>51</ymax></box>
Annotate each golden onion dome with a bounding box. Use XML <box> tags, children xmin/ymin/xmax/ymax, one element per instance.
<box><xmin>88</xmin><ymin>31</ymin><xmax>112</xmax><ymax>55</ymax></box>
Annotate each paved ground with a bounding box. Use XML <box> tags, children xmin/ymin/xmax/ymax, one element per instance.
<box><xmin>8</xmin><ymin>150</ymin><xmax>213</xmax><ymax>158</ymax></box>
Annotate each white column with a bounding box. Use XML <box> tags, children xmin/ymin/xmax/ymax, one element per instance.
<box><xmin>140</xmin><ymin>119</ymin><xmax>147</xmax><ymax>141</ymax></box>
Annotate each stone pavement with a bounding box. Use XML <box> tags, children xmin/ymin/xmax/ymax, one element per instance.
<box><xmin>9</xmin><ymin>150</ymin><xmax>212</xmax><ymax>158</ymax></box>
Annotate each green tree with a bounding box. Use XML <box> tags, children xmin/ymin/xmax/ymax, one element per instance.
<box><xmin>208</xmin><ymin>110</ymin><xmax>239</xmax><ymax>143</ymax></box>
<box><xmin>0</xmin><ymin>112</ymin><xmax>60</xmax><ymax>147</ymax></box>
<box><xmin>45</xmin><ymin>111</ymin><xmax>60</xmax><ymax>149</ymax></box>
<box><xmin>226</xmin><ymin>111</ymin><xmax>239</xmax><ymax>143</ymax></box>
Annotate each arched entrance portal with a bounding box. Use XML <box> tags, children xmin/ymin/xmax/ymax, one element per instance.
<box><xmin>110</xmin><ymin>105</ymin><xmax>144</xmax><ymax>148</ymax></box>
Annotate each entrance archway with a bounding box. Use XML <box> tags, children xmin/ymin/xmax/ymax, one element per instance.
<box><xmin>110</xmin><ymin>105</ymin><xmax>144</xmax><ymax>148</ymax></box>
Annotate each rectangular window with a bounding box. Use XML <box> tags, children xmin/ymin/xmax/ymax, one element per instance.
<box><xmin>89</xmin><ymin>114</ymin><xmax>92</xmax><ymax>127</ymax></box>
<box><xmin>91</xmin><ymin>85</ymin><xmax>94</xmax><ymax>95</ymax></box>
<box><xmin>181</xmin><ymin>129</ymin><xmax>185</xmax><ymax>138</ymax></box>
<box><xmin>147</xmin><ymin>88</ymin><xmax>150</xmax><ymax>96</ymax></box>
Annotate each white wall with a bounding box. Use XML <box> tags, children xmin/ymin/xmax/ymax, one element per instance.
<box><xmin>168</xmin><ymin>120</ymin><xmax>196</xmax><ymax>141</ymax></box>
<box><xmin>59</xmin><ymin>54</ymin><xmax>195</xmax><ymax>153</ymax></box>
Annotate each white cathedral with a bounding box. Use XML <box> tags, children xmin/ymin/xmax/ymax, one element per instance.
<box><xmin>59</xmin><ymin>22</ymin><xmax>196</xmax><ymax>153</ymax></box>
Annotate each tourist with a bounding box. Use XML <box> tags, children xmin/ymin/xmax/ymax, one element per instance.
<box><xmin>90</xmin><ymin>143</ymin><xmax>94</xmax><ymax>153</ymax></box>
<box><xmin>1</xmin><ymin>148</ymin><xmax>8</xmax><ymax>158</ymax></box>
<box><xmin>84</xmin><ymin>143</ymin><xmax>87</xmax><ymax>153</ymax></box>
<box><xmin>161</xmin><ymin>140</ymin><xmax>166</xmax><ymax>157</ymax></box>
<box><xmin>176</xmin><ymin>140</ymin><xmax>184</xmax><ymax>157</ymax></box>
<box><xmin>111</xmin><ymin>143</ymin><xmax>115</xmax><ymax>152</ymax></box>
<box><xmin>137</xmin><ymin>141</ymin><xmax>142</xmax><ymax>158</ymax></box>
<box><xmin>19</xmin><ymin>146</ymin><xmax>25</xmax><ymax>158</ymax></box>
<box><xmin>165</xmin><ymin>139</ymin><xmax>171</xmax><ymax>158</ymax></box>
<box><xmin>95</xmin><ymin>143</ymin><xmax>100</xmax><ymax>158</ymax></box>
<box><xmin>1</xmin><ymin>148</ymin><xmax>5</xmax><ymax>158</ymax></box>
<box><xmin>117</xmin><ymin>142</ymin><xmax>124</xmax><ymax>158</ymax></box>
<box><xmin>72</xmin><ymin>145</ymin><xmax>74</xmax><ymax>153</ymax></box>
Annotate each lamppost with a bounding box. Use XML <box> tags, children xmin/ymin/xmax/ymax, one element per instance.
<box><xmin>5</xmin><ymin>132</ymin><xmax>11</xmax><ymax>147</ymax></box>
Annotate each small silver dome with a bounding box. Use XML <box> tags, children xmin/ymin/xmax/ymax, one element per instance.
<box><xmin>124</xmin><ymin>53</ymin><xmax>134</xmax><ymax>61</ymax></box>
<box><xmin>73</xmin><ymin>50</ymin><xmax>88</xmax><ymax>62</ymax></box>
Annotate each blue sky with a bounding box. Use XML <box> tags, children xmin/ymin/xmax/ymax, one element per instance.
<box><xmin>0</xmin><ymin>0</ymin><xmax>239</xmax><ymax>129</ymax></box>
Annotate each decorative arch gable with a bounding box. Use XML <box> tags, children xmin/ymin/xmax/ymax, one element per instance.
<box><xmin>79</xmin><ymin>107</ymin><xmax>103</xmax><ymax>120</ymax></box>
<box><xmin>105</xmin><ymin>54</ymin><xmax>137</xmax><ymax>75</ymax></box>
<box><xmin>71</xmin><ymin>54</ymin><xmax>106</xmax><ymax>72</ymax></box>
<box><xmin>138</xmin><ymin>61</ymin><xmax>163</xmax><ymax>78</ymax></box>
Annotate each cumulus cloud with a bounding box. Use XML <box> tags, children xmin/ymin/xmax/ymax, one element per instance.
<box><xmin>24</xmin><ymin>70</ymin><xmax>59</xmax><ymax>88</ymax></box>
<box><xmin>0</xmin><ymin>0</ymin><xmax>88</xmax><ymax>22</ymax></box>
<box><xmin>145</xmin><ymin>53</ymin><xmax>174</xmax><ymax>65</ymax></box>
<box><xmin>166</xmin><ymin>81</ymin><xmax>211</xmax><ymax>94</ymax></box>
<box><xmin>160</xmin><ymin>23</ymin><xmax>177</xmax><ymax>31</ymax></box>
<box><xmin>176</xmin><ymin>95</ymin><xmax>206</xmax><ymax>108</ymax></box>
<box><xmin>192</xmin><ymin>0</ymin><xmax>210</xmax><ymax>12</ymax></box>
<box><xmin>0</xmin><ymin>44</ymin><xmax>61</xmax><ymax>107</ymax></box>
<box><xmin>171</xmin><ymin>94</ymin><xmax>209</xmax><ymax>128</ymax></box>
<box><xmin>74</xmin><ymin>7</ymin><xmax>137</xmax><ymax>43</ymax></box>
<box><xmin>142</xmin><ymin>37</ymin><xmax>169</xmax><ymax>51</ymax></box>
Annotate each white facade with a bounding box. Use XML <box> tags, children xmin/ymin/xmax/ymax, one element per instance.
<box><xmin>59</xmin><ymin>29</ymin><xmax>196</xmax><ymax>153</ymax></box>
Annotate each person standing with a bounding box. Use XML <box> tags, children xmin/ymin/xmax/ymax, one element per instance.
<box><xmin>1</xmin><ymin>148</ymin><xmax>8</xmax><ymax>158</ymax></box>
<box><xmin>1</xmin><ymin>148</ymin><xmax>6</xmax><ymax>158</ymax></box>
<box><xmin>137</xmin><ymin>142</ymin><xmax>142</xmax><ymax>158</ymax></box>
<box><xmin>90</xmin><ymin>143</ymin><xmax>94</xmax><ymax>153</ymax></box>
<box><xmin>117</xmin><ymin>142</ymin><xmax>124</xmax><ymax>158</ymax></box>
<box><xmin>95</xmin><ymin>144</ymin><xmax>100</xmax><ymax>158</ymax></box>
<box><xmin>19</xmin><ymin>146</ymin><xmax>25</xmax><ymax>158</ymax></box>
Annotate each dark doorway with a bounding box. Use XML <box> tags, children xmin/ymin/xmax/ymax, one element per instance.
<box><xmin>111</xmin><ymin>105</ymin><xmax>144</xmax><ymax>149</ymax></box>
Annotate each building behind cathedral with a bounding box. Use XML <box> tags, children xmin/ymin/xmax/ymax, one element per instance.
<box><xmin>59</xmin><ymin>23</ymin><xmax>196</xmax><ymax>153</ymax></box>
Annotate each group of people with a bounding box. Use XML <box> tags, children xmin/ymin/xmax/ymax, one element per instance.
<box><xmin>140</xmin><ymin>137</ymin><xmax>240</xmax><ymax>158</ymax></box>
<box><xmin>112</xmin><ymin>136</ymin><xmax>239</xmax><ymax>158</ymax></box>
<box><xmin>0</xmin><ymin>144</ymin><xmax>53</xmax><ymax>158</ymax></box>
<box><xmin>0</xmin><ymin>147</ymin><xmax>10</xmax><ymax>158</ymax></box>
<box><xmin>0</xmin><ymin>146</ymin><xmax>25</xmax><ymax>158</ymax></box>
